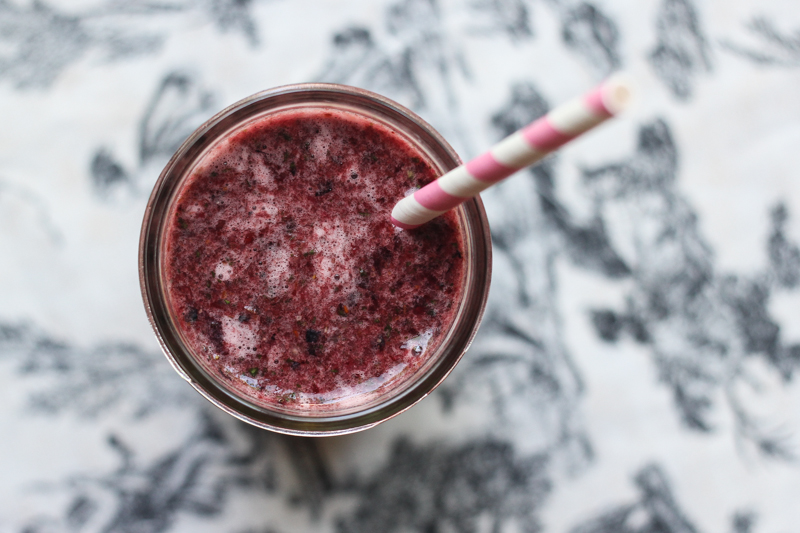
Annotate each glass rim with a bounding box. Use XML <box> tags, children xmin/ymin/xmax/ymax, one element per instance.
<box><xmin>139</xmin><ymin>83</ymin><xmax>491</xmax><ymax>436</ymax></box>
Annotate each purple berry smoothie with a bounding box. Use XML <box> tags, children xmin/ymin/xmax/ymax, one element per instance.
<box><xmin>163</xmin><ymin>108</ymin><xmax>465</xmax><ymax>409</ymax></box>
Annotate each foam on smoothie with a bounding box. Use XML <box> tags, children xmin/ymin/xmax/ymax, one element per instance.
<box><xmin>164</xmin><ymin>107</ymin><xmax>465</xmax><ymax>410</ymax></box>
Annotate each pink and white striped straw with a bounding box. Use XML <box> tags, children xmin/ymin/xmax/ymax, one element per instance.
<box><xmin>390</xmin><ymin>74</ymin><xmax>632</xmax><ymax>229</ymax></box>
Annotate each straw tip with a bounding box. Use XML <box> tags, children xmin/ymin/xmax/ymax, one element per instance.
<box><xmin>390</xmin><ymin>216</ymin><xmax>421</xmax><ymax>230</ymax></box>
<box><xmin>602</xmin><ymin>73</ymin><xmax>635</xmax><ymax>115</ymax></box>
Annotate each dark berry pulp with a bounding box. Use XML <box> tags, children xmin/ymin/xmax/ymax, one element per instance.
<box><xmin>164</xmin><ymin>108</ymin><xmax>465</xmax><ymax>408</ymax></box>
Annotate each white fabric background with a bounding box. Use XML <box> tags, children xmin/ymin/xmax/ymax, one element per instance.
<box><xmin>1</xmin><ymin>1</ymin><xmax>799</xmax><ymax>532</ymax></box>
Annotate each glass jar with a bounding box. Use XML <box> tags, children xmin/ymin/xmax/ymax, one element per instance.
<box><xmin>139</xmin><ymin>83</ymin><xmax>491</xmax><ymax>436</ymax></box>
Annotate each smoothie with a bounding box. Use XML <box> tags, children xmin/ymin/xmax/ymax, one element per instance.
<box><xmin>163</xmin><ymin>107</ymin><xmax>465</xmax><ymax>409</ymax></box>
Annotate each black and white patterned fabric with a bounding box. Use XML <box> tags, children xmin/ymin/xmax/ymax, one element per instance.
<box><xmin>1</xmin><ymin>1</ymin><xmax>799</xmax><ymax>532</ymax></box>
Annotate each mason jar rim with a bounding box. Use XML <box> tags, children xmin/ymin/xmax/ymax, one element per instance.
<box><xmin>139</xmin><ymin>83</ymin><xmax>491</xmax><ymax>436</ymax></box>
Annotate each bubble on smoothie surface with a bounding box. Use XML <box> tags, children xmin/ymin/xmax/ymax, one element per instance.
<box><xmin>163</xmin><ymin>107</ymin><xmax>465</xmax><ymax>408</ymax></box>
<box><xmin>400</xmin><ymin>330</ymin><xmax>434</xmax><ymax>355</ymax></box>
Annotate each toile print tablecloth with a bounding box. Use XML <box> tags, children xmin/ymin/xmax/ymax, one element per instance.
<box><xmin>1</xmin><ymin>1</ymin><xmax>799</xmax><ymax>532</ymax></box>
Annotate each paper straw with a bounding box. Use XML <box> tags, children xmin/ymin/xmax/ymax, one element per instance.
<box><xmin>390</xmin><ymin>74</ymin><xmax>632</xmax><ymax>229</ymax></box>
